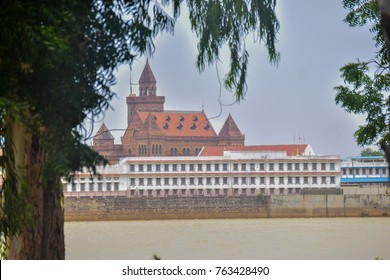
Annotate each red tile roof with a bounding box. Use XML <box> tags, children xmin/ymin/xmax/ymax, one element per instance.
<box><xmin>137</xmin><ymin>110</ymin><xmax>217</xmax><ymax>137</ymax></box>
<box><xmin>199</xmin><ymin>145</ymin><xmax>309</xmax><ymax>156</ymax></box>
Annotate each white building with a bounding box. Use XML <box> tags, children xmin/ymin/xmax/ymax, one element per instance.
<box><xmin>64</xmin><ymin>144</ymin><xmax>341</xmax><ymax>197</ymax></box>
<box><xmin>341</xmin><ymin>156</ymin><xmax>389</xmax><ymax>187</ymax></box>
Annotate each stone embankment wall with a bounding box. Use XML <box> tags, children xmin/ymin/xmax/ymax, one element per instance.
<box><xmin>64</xmin><ymin>193</ymin><xmax>390</xmax><ymax>221</ymax></box>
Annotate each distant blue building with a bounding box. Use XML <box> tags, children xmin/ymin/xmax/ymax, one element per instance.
<box><xmin>341</xmin><ymin>156</ymin><xmax>389</xmax><ymax>187</ymax></box>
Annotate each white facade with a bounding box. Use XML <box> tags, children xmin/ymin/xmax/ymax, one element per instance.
<box><xmin>341</xmin><ymin>156</ymin><xmax>389</xmax><ymax>186</ymax></box>
<box><xmin>64</xmin><ymin>150</ymin><xmax>341</xmax><ymax>196</ymax></box>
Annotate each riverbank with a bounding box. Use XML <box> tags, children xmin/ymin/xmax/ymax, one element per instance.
<box><xmin>64</xmin><ymin>193</ymin><xmax>390</xmax><ymax>221</ymax></box>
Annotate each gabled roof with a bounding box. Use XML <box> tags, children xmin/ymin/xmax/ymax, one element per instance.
<box><xmin>138</xmin><ymin>60</ymin><xmax>156</xmax><ymax>84</ymax></box>
<box><xmin>199</xmin><ymin>144</ymin><xmax>311</xmax><ymax>157</ymax></box>
<box><xmin>137</xmin><ymin>110</ymin><xmax>217</xmax><ymax>137</ymax></box>
<box><xmin>218</xmin><ymin>114</ymin><xmax>244</xmax><ymax>138</ymax></box>
<box><xmin>94</xmin><ymin>123</ymin><xmax>114</xmax><ymax>140</ymax></box>
<box><xmin>136</xmin><ymin>113</ymin><xmax>164</xmax><ymax>138</ymax></box>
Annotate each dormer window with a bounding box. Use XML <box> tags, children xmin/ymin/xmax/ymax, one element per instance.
<box><xmin>204</xmin><ymin>122</ymin><xmax>210</xmax><ymax>130</ymax></box>
<box><xmin>165</xmin><ymin>115</ymin><xmax>171</xmax><ymax>122</ymax></box>
<box><xmin>176</xmin><ymin>122</ymin><xmax>183</xmax><ymax>130</ymax></box>
<box><xmin>179</xmin><ymin>115</ymin><xmax>184</xmax><ymax>122</ymax></box>
<box><xmin>190</xmin><ymin>123</ymin><xmax>196</xmax><ymax>130</ymax></box>
<box><xmin>162</xmin><ymin>122</ymin><xmax>169</xmax><ymax>130</ymax></box>
<box><xmin>151</xmin><ymin>115</ymin><xmax>157</xmax><ymax>121</ymax></box>
<box><xmin>193</xmin><ymin>116</ymin><xmax>198</xmax><ymax>122</ymax></box>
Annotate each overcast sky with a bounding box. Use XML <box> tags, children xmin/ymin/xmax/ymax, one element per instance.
<box><xmin>90</xmin><ymin>0</ymin><xmax>378</xmax><ymax>157</ymax></box>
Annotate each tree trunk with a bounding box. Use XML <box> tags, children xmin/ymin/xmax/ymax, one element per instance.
<box><xmin>378</xmin><ymin>0</ymin><xmax>390</xmax><ymax>60</ymax></box>
<box><xmin>7</xmin><ymin>117</ymin><xmax>64</xmax><ymax>259</ymax></box>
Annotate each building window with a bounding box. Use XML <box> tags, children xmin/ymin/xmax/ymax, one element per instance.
<box><xmin>250</xmin><ymin>163</ymin><xmax>255</xmax><ymax>171</ymax></box>
<box><xmin>198</xmin><ymin>177</ymin><xmax>203</xmax><ymax>185</ymax></box>
<box><xmin>233</xmin><ymin>164</ymin><xmax>239</xmax><ymax>171</ymax></box>
<box><xmin>172</xmin><ymin>164</ymin><xmax>177</xmax><ymax>171</ymax></box>
<box><xmin>215</xmin><ymin>189</ymin><xmax>220</xmax><ymax>195</ymax></box>
<box><xmin>342</xmin><ymin>169</ymin><xmax>347</xmax><ymax>175</ymax></box>
<box><xmin>294</xmin><ymin>163</ymin><xmax>300</xmax><ymax>171</ymax></box>
<box><xmin>356</xmin><ymin>168</ymin><xmax>360</xmax><ymax>175</ymax></box>
<box><xmin>321</xmin><ymin>176</ymin><xmax>327</xmax><ymax>184</ymax></box>
<box><xmin>172</xmin><ymin>177</ymin><xmax>178</xmax><ymax>186</ymax></box>
<box><xmin>321</xmin><ymin>163</ymin><xmax>326</xmax><ymax>171</ymax></box>
<box><xmin>288</xmin><ymin>177</ymin><xmax>293</xmax><ymax>185</ymax></box>
<box><xmin>312</xmin><ymin>163</ymin><xmax>317</xmax><ymax>171</ymax></box>
<box><xmin>214</xmin><ymin>164</ymin><xmax>220</xmax><ymax>171</ymax></box>
<box><xmin>233</xmin><ymin>177</ymin><xmax>239</xmax><ymax>185</ymax></box>
<box><xmin>269</xmin><ymin>163</ymin><xmax>274</xmax><ymax>171</ymax></box>
<box><xmin>303</xmin><ymin>163</ymin><xmax>308</xmax><ymax>171</ymax></box>
<box><xmin>312</xmin><ymin>177</ymin><xmax>318</xmax><ymax>184</ymax></box>
<box><xmin>181</xmin><ymin>177</ymin><xmax>186</xmax><ymax>185</ymax></box>
<box><xmin>330</xmin><ymin>176</ymin><xmax>335</xmax><ymax>184</ymax></box>
<box><xmin>279</xmin><ymin>177</ymin><xmax>284</xmax><ymax>184</ymax></box>
<box><xmin>223</xmin><ymin>189</ymin><xmax>228</xmax><ymax>195</ymax></box>
<box><xmin>303</xmin><ymin>176</ymin><xmax>309</xmax><ymax>184</ymax></box>
<box><xmin>287</xmin><ymin>163</ymin><xmax>292</xmax><ymax>171</ymax></box>
<box><xmin>279</xmin><ymin>163</ymin><xmax>284</xmax><ymax>171</ymax></box>
<box><xmin>223</xmin><ymin>163</ymin><xmax>228</xmax><ymax>171</ymax></box>
<box><xmin>223</xmin><ymin>177</ymin><xmax>228</xmax><ymax>185</ymax></box>
<box><xmin>295</xmin><ymin>177</ymin><xmax>300</xmax><ymax>184</ymax></box>
<box><xmin>198</xmin><ymin>189</ymin><xmax>203</xmax><ymax>195</ymax></box>
<box><xmin>147</xmin><ymin>164</ymin><xmax>152</xmax><ymax>172</ymax></box>
<box><xmin>206</xmin><ymin>164</ymin><xmax>211</xmax><ymax>171</ymax></box>
<box><xmin>147</xmin><ymin>178</ymin><xmax>153</xmax><ymax>186</ymax></box>
<box><xmin>139</xmin><ymin>178</ymin><xmax>144</xmax><ymax>186</ymax></box>
<box><xmin>241</xmin><ymin>163</ymin><xmax>246</xmax><ymax>171</ymax></box>
<box><xmin>130</xmin><ymin>164</ymin><xmax>135</xmax><ymax>172</ymax></box>
<box><xmin>114</xmin><ymin>182</ymin><xmax>119</xmax><ymax>191</ymax></box>
<box><xmin>376</xmin><ymin>168</ymin><xmax>380</xmax><ymax>175</ymax></box>
<box><xmin>181</xmin><ymin>164</ymin><xmax>186</xmax><ymax>171</ymax></box>
<box><xmin>130</xmin><ymin>178</ymin><xmax>136</xmax><ymax>186</ymax></box>
<box><xmin>206</xmin><ymin>189</ymin><xmax>212</xmax><ymax>195</ymax></box>
<box><xmin>138</xmin><ymin>164</ymin><xmax>144</xmax><ymax>172</ymax></box>
<box><xmin>215</xmin><ymin>177</ymin><xmax>220</xmax><ymax>185</ymax></box>
<box><xmin>164</xmin><ymin>164</ymin><xmax>169</xmax><ymax>172</ymax></box>
<box><xmin>80</xmin><ymin>183</ymin><xmax>85</xmax><ymax>192</ymax></box>
<box><xmin>98</xmin><ymin>183</ymin><xmax>103</xmax><ymax>191</ymax></box>
<box><xmin>164</xmin><ymin>178</ymin><xmax>169</xmax><ymax>186</ymax></box>
<box><xmin>156</xmin><ymin>178</ymin><xmax>161</xmax><ymax>186</ymax></box>
<box><xmin>330</xmin><ymin>163</ymin><xmax>335</xmax><ymax>170</ymax></box>
<box><xmin>369</xmin><ymin>168</ymin><xmax>373</xmax><ymax>175</ymax></box>
<box><xmin>260</xmin><ymin>177</ymin><xmax>265</xmax><ymax>185</ymax></box>
<box><xmin>259</xmin><ymin>163</ymin><xmax>265</xmax><ymax>171</ymax></box>
<box><xmin>189</xmin><ymin>164</ymin><xmax>194</xmax><ymax>171</ymax></box>
<box><xmin>181</xmin><ymin>189</ymin><xmax>186</xmax><ymax>195</ymax></box>
<box><xmin>241</xmin><ymin>188</ymin><xmax>247</xmax><ymax>195</ymax></box>
<box><xmin>198</xmin><ymin>164</ymin><xmax>203</xmax><ymax>171</ymax></box>
<box><xmin>206</xmin><ymin>177</ymin><xmax>212</xmax><ymax>185</ymax></box>
<box><xmin>250</xmin><ymin>177</ymin><xmax>256</xmax><ymax>185</ymax></box>
<box><xmin>269</xmin><ymin>177</ymin><xmax>275</xmax><ymax>185</ymax></box>
<box><xmin>189</xmin><ymin>177</ymin><xmax>195</xmax><ymax>185</ymax></box>
<box><xmin>190</xmin><ymin>189</ymin><xmax>195</xmax><ymax>195</ymax></box>
<box><xmin>241</xmin><ymin>177</ymin><xmax>247</xmax><ymax>185</ymax></box>
<box><xmin>362</xmin><ymin>168</ymin><xmax>366</xmax><ymax>175</ymax></box>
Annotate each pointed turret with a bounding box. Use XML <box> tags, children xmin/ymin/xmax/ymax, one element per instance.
<box><xmin>218</xmin><ymin>114</ymin><xmax>245</xmax><ymax>146</ymax></box>
<box><xmin>139</xmin><ymin>59</ymin><xmax>157</xmax><ymax>96</ymax></box>
<box><xmin>93</xmin><ymin>123</ymin><xmax>114</xmax><ymax>146</ymax></box>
